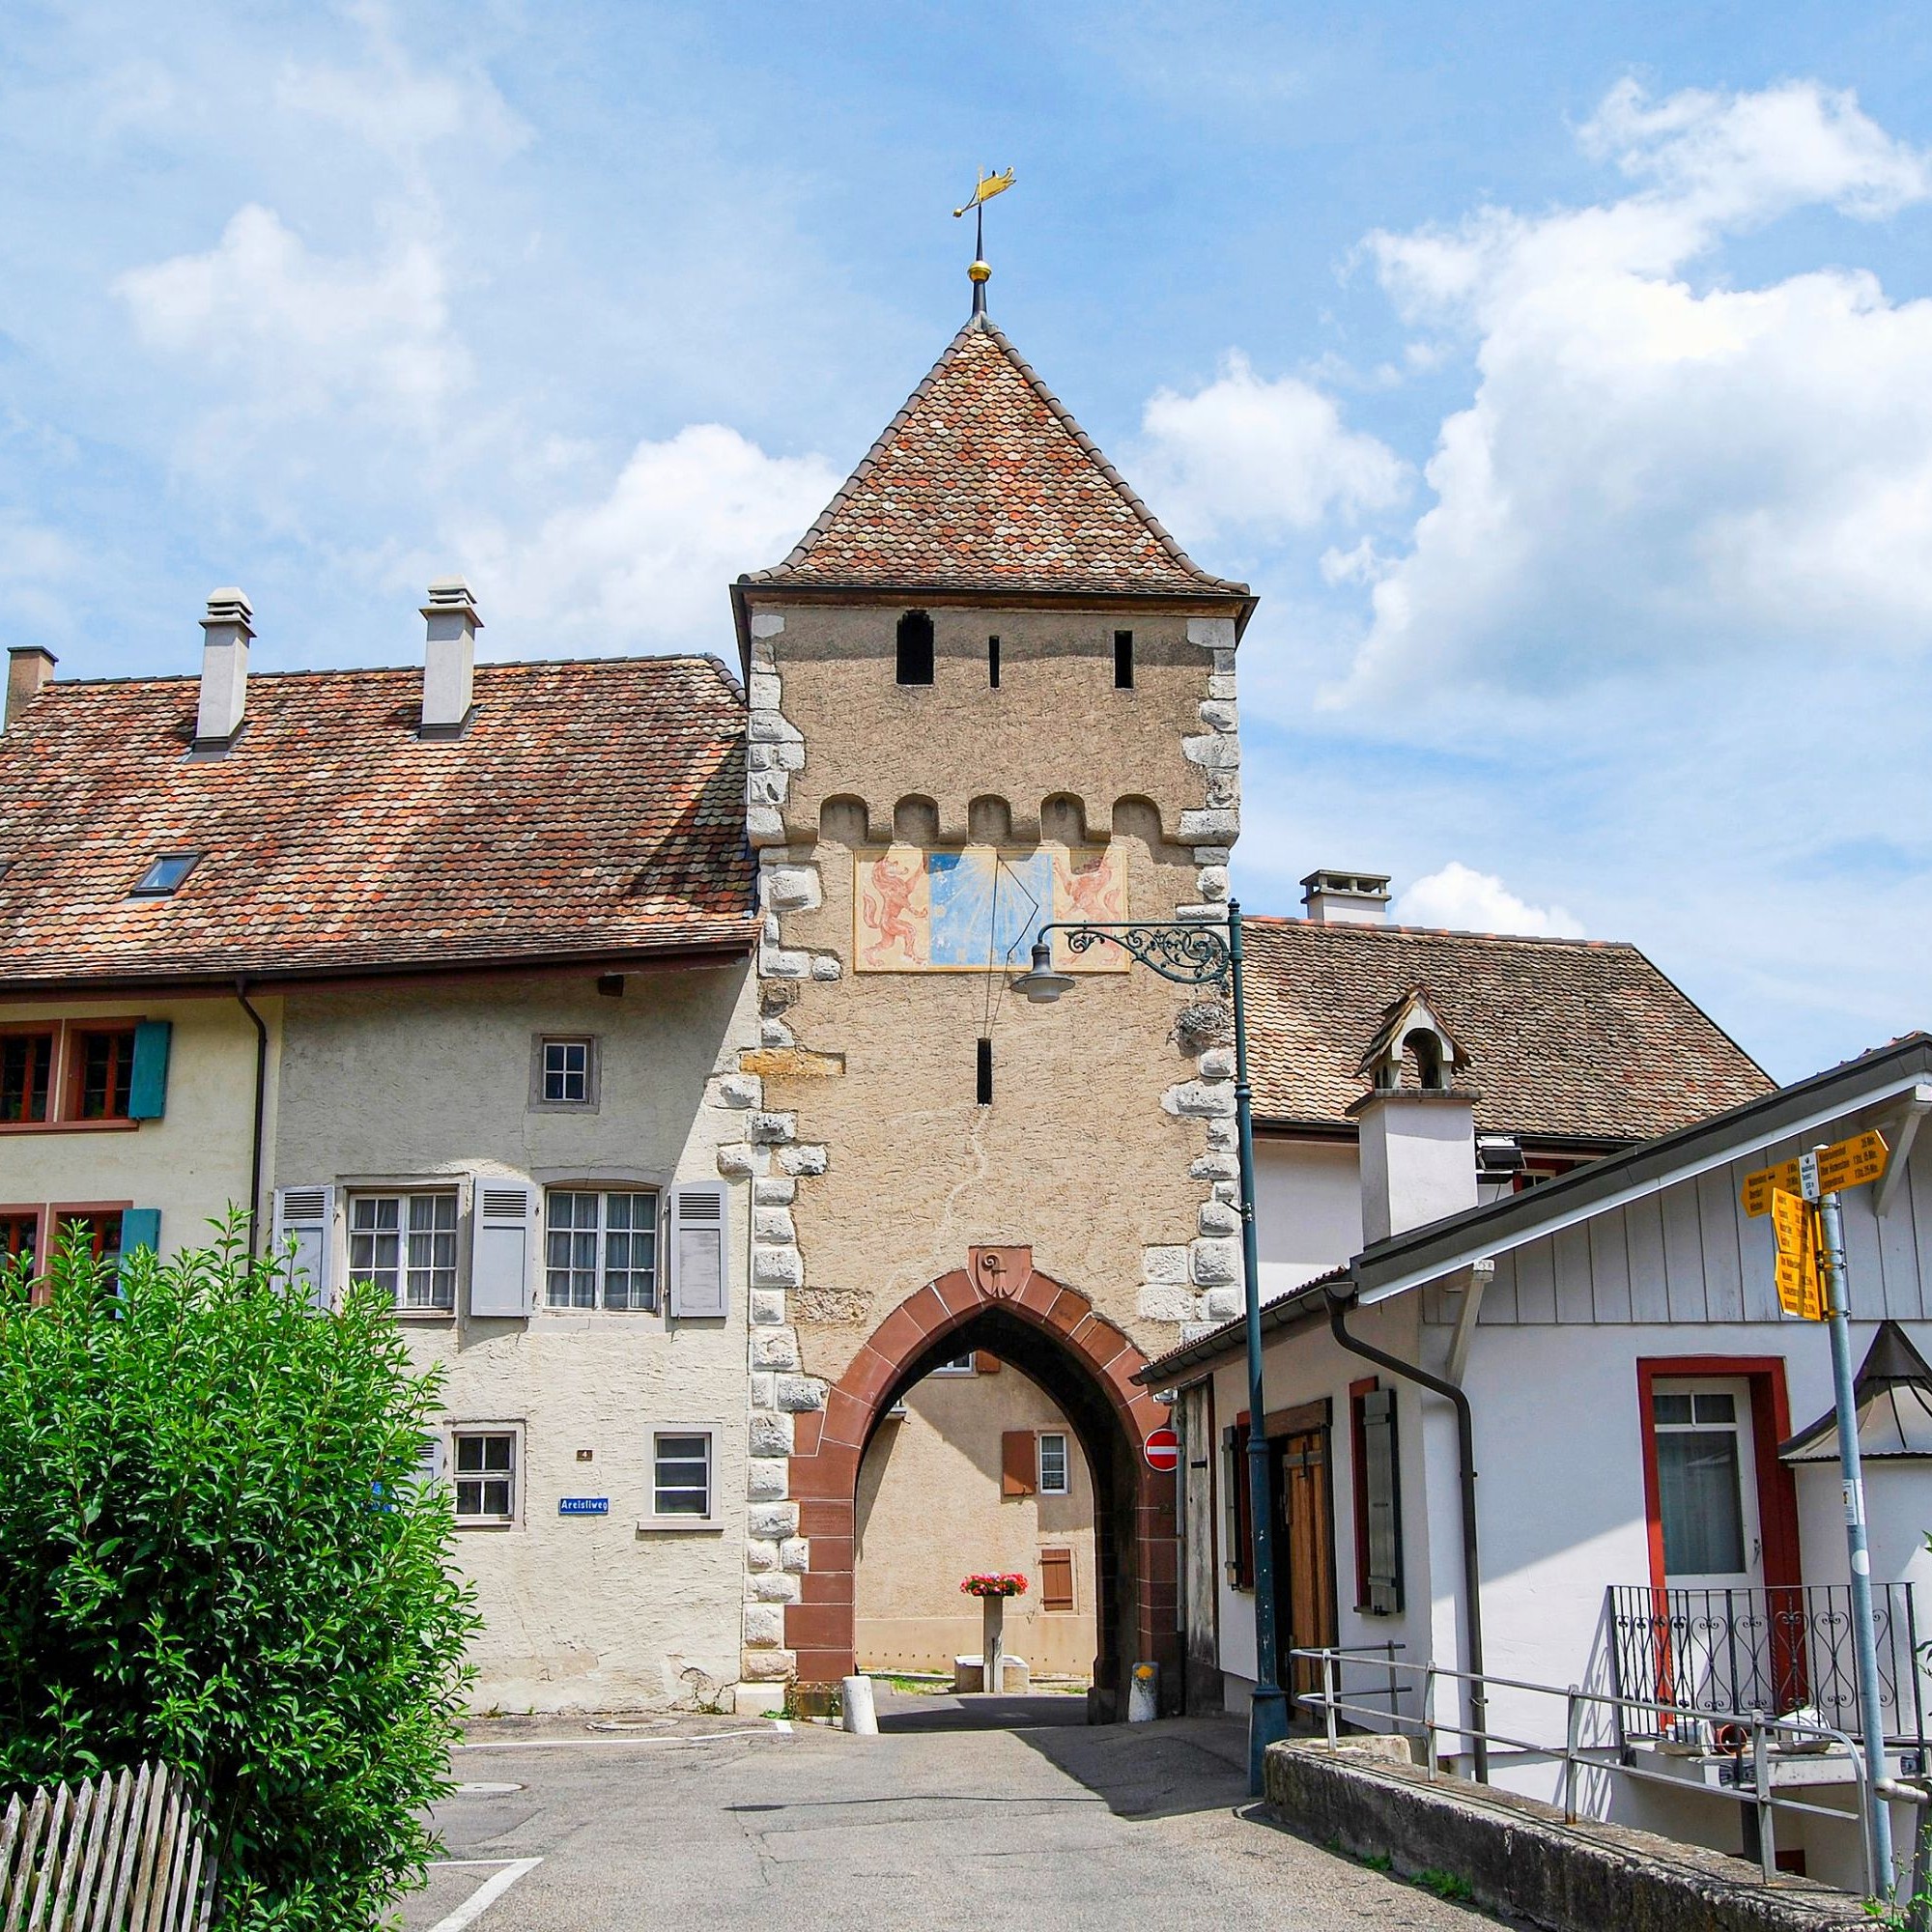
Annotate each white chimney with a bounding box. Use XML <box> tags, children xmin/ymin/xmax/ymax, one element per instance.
<box><xmin>5</xmin><ymin>646</ymin><xmax>56</xmax><ymax>730</ymax></box>
<box><xmin>1350</xmin><ymin>994</ymin><xmax>1476</xmax><ymax>1243</ymax></box>
<box><xmin>1301</xmin><ymin>868</ymin><xmax>1391</xmax><ymax>924</ymax></box>
<box><xmin>196</xmin><ymin>589</ymin><xmax>253</xmax><ymax>745</ymax></box>
<box><xmin>420</xmin><ymin>579</ymin><xmax>481</xmax><ymax>735</ymax></box>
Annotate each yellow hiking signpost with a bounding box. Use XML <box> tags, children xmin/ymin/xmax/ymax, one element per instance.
<box><xmin>1737</xmin><ymin>1124</ymin><xmax>1898</xmax><ymax>1890</ymax></box>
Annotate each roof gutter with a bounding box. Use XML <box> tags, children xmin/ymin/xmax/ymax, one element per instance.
<box><xmin>1352</xmin><ymin>1046</ymin><xmax>1932</xmax><ymax>1308</ymax></box>
<box><xmin>1323</xmin><ymin>1284</ymin><xmax>1489</xmax><ymax>1782</ymax></box>
<box><xmin>0</xmin><ymin>936</ymin><xmax>759</xmax><ymax>1003</ymax></box>
<box><xmin>235</xmin><ymin>979</ymin><xmax>269</xmax><ymax>1261</ymax></box>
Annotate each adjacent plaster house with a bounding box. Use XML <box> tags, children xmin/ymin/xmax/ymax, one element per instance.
<box><xmin>1144</xmin><ymin>1025</ymin><xmax>1932</xmax><ymax>1889</ymax></box>
<box><xmin>0</xmin><ymin>588</ymin><xmax>765</xmax><ymax>1713</ymax></box>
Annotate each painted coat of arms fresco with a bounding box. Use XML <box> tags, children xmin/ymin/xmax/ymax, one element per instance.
<box><xmin>854</xmin><ymin>844</ymin><xmax>1128</xmax><ymax>974</ymax></box>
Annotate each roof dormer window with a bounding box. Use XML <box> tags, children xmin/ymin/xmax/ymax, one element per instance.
<box><xmin>131</xmin><ymin>852</ymin><xmax>200</xmax><ymax>897</ymax></box>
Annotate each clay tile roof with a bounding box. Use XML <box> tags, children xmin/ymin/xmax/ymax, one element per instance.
<box><xmin>0</xmin><ymin>657</ymin><xmax>756</xmax><ymax>989</ymax></box>
<box><xmin>742</xmin><ymin>315</ymin><xmax>1249</xmax><ymax>601</ymax></box>
<box><xmin>1244</xmin><ymin>918</ymin><xmax>1773</xmax><ymax>1143</ymax></box>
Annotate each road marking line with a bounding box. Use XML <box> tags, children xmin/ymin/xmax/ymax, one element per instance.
<box><xmin>456</xmin><ymin>1727</ymin><xmax>775</xmax><ymax>1752</ymax></box>
<box><xmin>423</xmin><ymin>1857</ymin><xmax>541</xmax><ymax>1931</ymax></box>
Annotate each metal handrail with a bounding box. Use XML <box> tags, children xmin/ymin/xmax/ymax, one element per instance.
<box><xmin>1290</xmin><ymin>1643</ymin><xmax>1887</xmax><ymax>1898</ymax></box>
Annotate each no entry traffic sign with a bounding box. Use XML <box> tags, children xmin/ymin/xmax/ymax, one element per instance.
<box><xmin>1143</xmin><ymin>1426</ymin><xmax>1179</xmax><ymax>1473</ymax></box>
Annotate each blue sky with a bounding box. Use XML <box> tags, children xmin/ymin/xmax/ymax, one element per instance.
<box><xmin>2</xmin><ymin>1</ymin><xmax>1929</xmax><ymax>1081</ymax></box>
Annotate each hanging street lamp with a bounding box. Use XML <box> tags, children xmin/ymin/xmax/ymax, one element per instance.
<box><xmin>1011</xmin><ymin>899</ymin><xmax>1290</xmax><ymax>1793</ymax></box>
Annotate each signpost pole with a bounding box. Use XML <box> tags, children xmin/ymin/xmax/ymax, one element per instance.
<box><xmin>1808</xmin><ymin>1151</ymin><xmax>1895</xmax><ymax>1895</ymax></box>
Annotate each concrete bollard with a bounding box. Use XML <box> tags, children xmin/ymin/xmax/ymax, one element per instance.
<box><xmin>841</xmin><ymin>1674</ymin><xmax>879</xmax><ymax>1736</ymax></box>
<box><xmin>1128</xmin><ymin>1661</ymin><xmax>1158</xmax><ymax>1723</ymax></box>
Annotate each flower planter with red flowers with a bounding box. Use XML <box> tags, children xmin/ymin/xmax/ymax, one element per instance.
<box><xmin>960</xmin><ymin>1575</ymin><xmax>1027</xmax><ymax>1691</ymax></box>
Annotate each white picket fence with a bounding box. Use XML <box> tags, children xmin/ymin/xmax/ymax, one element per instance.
<box><xmin>0</xmin><ymin>1762</ymin><xmax>216</xmax><ymax>1931</ymax></box>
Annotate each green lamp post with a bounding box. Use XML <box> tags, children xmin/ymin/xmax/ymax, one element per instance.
<box><xmin>1010</xmin><ymin>899</ymin><xmax>1290</xmax><ymax>1792</ymax></box>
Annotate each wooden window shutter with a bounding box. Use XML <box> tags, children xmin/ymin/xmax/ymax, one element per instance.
<box><xmin>469</xmin><ymin>1182</ymin><xmax>535</xmax><ymax>1319</ymax></box>
<box><xmin>1362</xmin><ymin>1386</ymin><xmax>1404</xmax><ymax>1615</ymax></box>
<box><xmin>1039</xmin><ymin>1547</ymin><xmax>1074</xmax><ymax>1612</ymax></box>
<box><xmin>668</xmin><ymin>1182</ymin><xmax>727</xmax><ymax>1319</ymax></box>
<box><xmin>1223</xmin><ymin>1423</ymin><xmax>1254</xmax><ymax>1589</ymax></box>
<box><xmin>128</xmin><ymin>1020</ymin><xmax>172</xmax><ymax>1121</ymax></box>
<box><xmin>974</xmin><ymin>1351</ymin><xmax>1001</xmax><ymax>1374</ymax></box>
<box><xmin>1001</xmin><ymin>1430</ymin><xmax>1036</xmax><ymax>1497</ymax></box>
<box><xmin>272</xmin><ymin>1185</ymin><xmax>334</xmax><ymax>1310</ymax></box>
<box><xmin>119</xmin><ymin>1208</ymin><xmax>161</xmax><ymax>1258</ymax></box>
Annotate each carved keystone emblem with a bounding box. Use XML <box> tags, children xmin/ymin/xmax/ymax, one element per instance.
<box><xmin>970</xmin><ymin>1245</ymin><xmax>1034</xmax><ymax>1300</ymax></box>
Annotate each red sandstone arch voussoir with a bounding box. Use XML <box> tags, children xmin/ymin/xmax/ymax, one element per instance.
<box><xmin>783</xmin><ymin>1245</ymin><xmax>1179</xmax><ymax>1695</ymax></box>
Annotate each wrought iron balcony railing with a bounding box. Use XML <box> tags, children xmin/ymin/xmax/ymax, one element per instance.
<box><xmin>1605</xmin><ymin>1583</ymin><xmax>1928</xmax><ymax>1750</ymax></box>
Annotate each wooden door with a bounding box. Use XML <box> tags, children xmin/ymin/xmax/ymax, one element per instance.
<box><xmin>1276</xmin><ymin>1428</ymin><xmax>1337</xmax><ymax>1702</ymax></box>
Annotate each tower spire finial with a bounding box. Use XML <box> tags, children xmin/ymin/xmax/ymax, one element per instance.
<box><xmin>952</xmin><ymin>167</ymin><xmax>1015</xmax><ymax>316</ymax></box>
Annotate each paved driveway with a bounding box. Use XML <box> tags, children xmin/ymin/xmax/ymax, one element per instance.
<box><xmin>403</xmin><ymin>1694</ymin><xmax>1488</xmax><ymax>1931</ymax></box>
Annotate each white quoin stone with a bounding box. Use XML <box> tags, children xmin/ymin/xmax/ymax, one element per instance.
<box><xmin>1142</xmin><ymin>1245</ymin><xmax>1189</xmax><ymax>1286</ymax></box>
<box><xmin>420</xmin><ymin>579</ymin><xmax>480</xmax><ymax>729</ymax></box>
<box><xmin>742</xmin><ymin>1604</ymin><xmax>786</xmax><ymax>1648</ymax></box>
<box><xmin>740</xmin><ymin>1646</ymin><xmax>794</xmax><ymax>1680</ymax></box>
<box><xmin>1198</xmin><ymin>699</ymin><xmax>1237</xmax><ymax>732</ymax></box>
<box><xmin>752</xmin><ymin>1246</ymin><xmax>804</xmax><ymax>1290</ymax></box>
<box><xmin>1202</xmin><ymin>1286</ymin><xmax>1243</xmax><ymax>1321</ymax></box>
<box><xmin>716</xmin><ymin>1143</ymin><xmax>767</xmax><ymax>1179</ymax></box>
<box><xmin>748</xmin><ymin>805</ymin><xmax>786</xmax><ymax>847</ymax></box>
<box><xmin>774</xmin><ymin>1375</ymin><xmax>827</xmax><ymax>1412</ymax></box>
<box><xmin>1206</xmin><ymin>1119</ymin><xmax>1237</xmax><ymax>1152</ymax></box>
<box><xmin>747</xmin><ymin>1459</ymin><xmax>790</xmax><ymax>1500</ymax></box>
<box><xmin>749</xmin><ymin>1502</ymin><xmax>800</xmax><ymax>1541</ymax></box>
<box><xmin>749</xmin><ymin>1411</ymin><xmax>794</xmax><ymax>1457</ymax></box>
<box><xmin>749</xmin><ymin>672</ymin><xmax>782</xmax><ymax>712</ymax></box>
<box><xmin>717</xmin><ymin>1075</ymin><xmax>761</xmax><ymax>1110</ymax></box>
<box><xmin>778</xmin><ymin>1144</ymin><xmax>829</xmax><ymax>1177</ymax></box>
<box><xmin>749</xmin><ymin>1112</ymin><xmax>797</xmax><ymax>1144</ymax></box>
<box><xmin>1190</xmin><ymin>1151</ymin><xmax>1239</xmax><ymax>1181</ymax></box>
<box><xmin>1138</xmin><ymin>1283</ymin><xmax>1194</xmax><ymax>1323</ymax></box>
<box><xmin>1163</xmin><ymin>1079</ymin><xmax>1237</xmax><ymax>1120</ymax></box>
<box><xmin>763</xmin><ymin>866</ymin><xmax>822</xmax><ymax>913</ymax></box>
<box><xmin>195</xmin><ymin>589</ymin><xmax>253</xmax><ymax>742</ymax></box>
<box><xmin>1198</xmin><ymin>1199</ymin><xmax>1240</xmax><ymax>1237</ymax></box>
<box><xmin>759</xmin><ymin>1018</ymin><xmax>795</xmax><ymax>1049</ymax></box>
<box><xmin>1179</xmin><ymin>808</ymin><xmax>1239</xmax><ymax>843</ymax></box>
<box><xmin>751</xmin><ymin>1572</ymin><xmax>801</xmax><ymax>1604</ymax></box>
<box><xmin>751</xmin><ymin>1328</ymin><xmax>801</xmax><ymax>1370</ymax></box>
<box><xmin>753</xmin><ymin>1206</ymin><xmax>796</xmax><ymax>1243</ymax></box>
<box><xmin>1187</xmin><ymin>616</ymin><xmax>1237</xmax><ymax>651</ymax></box>
<box><xmin>746</xmin><ymin>1539</ymin><xmax>779</xmax><ymax>1573</ymax></box>
<box><xmin>753</xmin><ymin>1177</ymin><xmax>797</xmax><ymax>1206</ymax></box>
<box><xmin>779</xmin><ymin>1538</ymin><xmax>810</xmax><ymax>1574</ymax></box>
<box><xmin>1190</xmin><ymin>1238</ymin><xmax>1242</xmax><ymax>1287</ymax></box>
<box><xmin>810</xmin><ymin>954</ymin><xmax>842</xmax><ymax>981</ymax></box>
<box><xmin>1356</xmin><ymin>1091</ymin><xmax>1478</xmax><ymax>1246</ymax></box>
<box><xmin>1181</xmin><ymin>732</ymin><xmax>1239</xmax><ymax>770</ymax></box>
<box><xmin>1197</xmin><ymin>1046</ymin><xmax>1235</xmax><ymax>1080</ymax></box>
<box><xmin>1196</xmin><ymin>867</ymin><xmax>1231</xmax><ymax>903</ymax></box>
<box><xmin>750</xmin><ymin>611</ymin><xmax>786</xmax><ymax>639</ymax></box>
<box><xmin>750</xmin><ymin>1290</ymin><xmax>788</xmax><ymax>1326</ymax></box>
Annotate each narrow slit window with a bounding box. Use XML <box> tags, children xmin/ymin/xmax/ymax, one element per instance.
<box><xmin>987</xmin><ymin>635</ymin><xmax>1001</xmax><ymax>689</ymax></box>
<box><xmin>895</xmin><ymin>610</ymin><xmax>934</xmax><ymax>686</ymax></box>
<box><xmin>1113</xmin><ymin>630</ymin><xmax>1134</xmax><ymax>690</ymax></box>
<box><xmin>976</xmin><ymin>1037</ymin><xmax>992</xmax><ymax>1106</ymax></box>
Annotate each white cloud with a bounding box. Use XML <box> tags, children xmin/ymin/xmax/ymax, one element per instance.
<box><xmin>1393</xmin><ymin>863</ymin><xmax>1583</xmax><ymax>939</ymax></box>
<box><xmin>1334</xmin><ymin>79</ymin><xmax>1932</xmax><ymax>708</ymax></box>
<box><xmin>114</xmin><ymin>204</ymin><xmax>467</xmax><ymax>428</ymax></box>
<box><xmin>453</xmin><ymin>425</ymin><xmax>839</xmax><ymax>655</ymax></box>
<box><xmin>1135</xmin><ymin>352</ymin><xmax>1407</xmax><ymax>542</ymax></box>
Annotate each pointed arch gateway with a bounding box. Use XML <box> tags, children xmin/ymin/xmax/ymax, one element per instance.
<box><xmin>785</xmin><ymin>1246</ymin><xmax>1181</xmax><ymax>1718</ymax></box>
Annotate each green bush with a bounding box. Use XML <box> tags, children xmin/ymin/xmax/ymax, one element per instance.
<box><xmin>0</xmin><ymin>1222</ymin><xmax>479</xmax><ymax>1930</ymax></box>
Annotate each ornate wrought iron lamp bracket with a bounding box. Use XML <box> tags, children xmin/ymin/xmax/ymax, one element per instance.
<box><xmin>1030</xmin><ymin>920</ymin><xmax>1231</xmax><ymax>991</ymax></box>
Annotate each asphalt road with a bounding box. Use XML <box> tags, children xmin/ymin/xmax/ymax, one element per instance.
<box><xmin>402</xmin><ymin>1693</ymin><xmax>1490</xmax><ymax>1931</ymax></box>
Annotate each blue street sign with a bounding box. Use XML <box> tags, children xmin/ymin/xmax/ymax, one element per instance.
<box><xmin>557</xmin><ymin>1497</ymin><xmax>610</xmax><ymax>1517</ymax></box>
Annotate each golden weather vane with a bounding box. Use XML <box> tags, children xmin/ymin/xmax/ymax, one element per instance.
<box><xmin>952</xmin><ymin>167</ymin><xmax>1016</xmax><ymax>314</ymax></box>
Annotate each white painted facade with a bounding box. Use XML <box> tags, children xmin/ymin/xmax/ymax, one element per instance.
<box><xmin>1173</xmin><ymin>1049</ymin><xmax>1932</xmax><ymax>1894</ymax></box>
<box><xmin>270</xmin><ymin>962</ymin><xmax>760</xmax><ymax>1714</ymax></box>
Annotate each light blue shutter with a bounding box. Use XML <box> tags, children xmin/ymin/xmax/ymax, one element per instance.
<box><xmin>120</xmin><ymin>1208</ymin><xmax>161</xmax><ymax>1257</ymax></box>
<box><xmin>128</xmin><ymin>1021</ymin><xmax>172</xmax><ymax>1121</ymax></box>
<box><xmin>272</xmin><ymin>1185</ymin><xmax>335</xmax><ymax>1310</ymax></box>
<box><xmin>668</xmin><ymin>1183</ymin><xmax>727</xmax><ymax>1319</ymax></box>
<box><xmin>469</xmin><ymin>1183</ymin><xmax>535</xmax><ymax>1318</ymax></box>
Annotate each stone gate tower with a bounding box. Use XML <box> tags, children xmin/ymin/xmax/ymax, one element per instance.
<box><xmin>718</xmin><ymin>300</ymin><xmax>1254</xmax><ymax>1714</ymax></box>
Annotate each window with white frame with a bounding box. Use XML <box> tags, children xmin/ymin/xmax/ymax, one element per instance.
<box><xmin>652</xmin><ymin>1430</ymin><xmax>713</xmax><ymax>1520</ymax></box>
<box><xmin>932</xmin><ymin>1351</ymin><xmax>976</xmax><ymax>1375</ymax></box>
<box><xmin>1037</xmin><ymin>1431</ymin><xmax>1069</xmax><ymax>1495</ymax></box>
<box><xmin>348</xmin><ymin>1191</ymin><xmax>458</xmax><ymax>1311</ymax></box>
<box><xmin>452</xmin><ymin>1428</ymin><xmax>518</xmax><ymax>1524</ymax></box>
<box><xmin>537</xmin><ymin>1037</ymin><xmax>594</xmax><ymax>1107</ymax></box>
<box><xmin>544</xmin><ymin>1188</ymin><xmax>659</xmax><ymax>1310</ymax></box>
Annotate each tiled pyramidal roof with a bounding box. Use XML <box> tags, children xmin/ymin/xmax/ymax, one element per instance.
<box><xmin>743</xmin><ymin>315</ymin><xmax>1249</xmax><ymax>599</ymax></box>
<box><xmin>1242</xmin><ymin>918</ymin><xmax>1774</xmax><ymax>1143</ymax></box>
<box><xmin>0</xmin><ymin>658</ymin><xmax>756</xmax><ymax>988</ymax></box>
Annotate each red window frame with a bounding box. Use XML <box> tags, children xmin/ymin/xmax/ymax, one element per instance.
<box><xmin>0</xmin><ymin>1019</ymin><xmax>144</xmax><ymax>1134</ymax></box>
